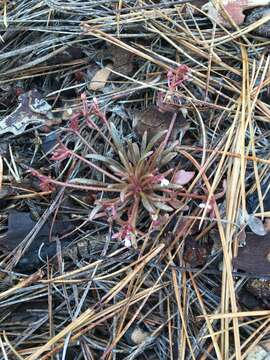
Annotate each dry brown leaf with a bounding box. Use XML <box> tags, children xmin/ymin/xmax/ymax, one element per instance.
<box><xmin>247</xmin><ymin>214</ymin><xmax>267</xmax><ymax>236</ymax></box>
<box><xmin>0</xmin><ymin>89</ymin><xmax>53</xmax><ymax>136</ymax></box>
<box><xmin>108</xmin><ymin>44</ymin><xmax>134</xmax><ymax>77</ymax></box>
<box><xmin>233</xmin><ymin>233</ymin><xmax>270</xmax><ymax>275</ymax></box>
<box><xmin>246</xmin><ymin>6</ymin><xmax>270</xmax><ymax>37</ymax></box>
<box><xmin>87</xmin><ymin>44</ymin><xmax>134</xmax><ymax>91</ymax></box>
<box><xmin>132</xmin><ymin>106</ymin><xmax>187</xmax><ymax>141</ymax></box>
<box><xmin>246</xmin><ymin>279</ymin><xmax>270</xmax><ymax>300</ymax></box>
<box><xmin>172</xmin><ymin>170</ymin><xmax>195</xmax><ymax>186</ymax></box>
<box><xmin>202</xmin><ymin>0</ymin><xmax>268</xmax><ymax>27</ymax></box>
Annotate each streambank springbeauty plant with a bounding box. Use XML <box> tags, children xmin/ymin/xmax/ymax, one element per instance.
<box><xmin>31</xmin><ymin>97</ymin><xmax>199</xmax><ymax>247</ymax></box>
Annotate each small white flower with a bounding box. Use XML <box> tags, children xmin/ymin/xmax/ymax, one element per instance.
<box><xmin>180</xmin><ymin>108</ymin><xmax>188</xmax><ymax>118</ymax></box>
<box><xmin>66</xmin><ymin>108</ymin><xmax>73</xmax><ymax>116</ymax></box>
<box><xmin>199</xmin><ymin>202</ymin><xmax>212</xmax><ymax>210</ymax></box>
<box><xmin>160</xmin><ymin>178</ymin><xmax>170</xmax><ymax>187</ymax></box>
<box><xmin>124</xmin><ymin>237</ymin><xmax>131</xmax><ymax>248</ymax></box>
<box><xmin>151</xmin><ymin>213</ymin><xmax>158</xmax><ymax>221</ymax></box>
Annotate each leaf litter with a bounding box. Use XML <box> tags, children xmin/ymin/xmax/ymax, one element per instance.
<box><xmin>1</xmin><ymin>1</ymin><xmax>270</xmax><ymax>359</ymax></box>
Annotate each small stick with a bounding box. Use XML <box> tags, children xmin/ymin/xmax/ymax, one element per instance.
<box><xmin>0</xmin><ymin>270</ymin><xmax>43</xmax><ymax>301</ymax></box>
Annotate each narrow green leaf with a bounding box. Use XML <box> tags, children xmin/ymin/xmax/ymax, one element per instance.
<box><xmin>85</xmin><ymin>154</ymin><xmax>126</xmax><ymax>173</ymax></box>
<box><xmin>155</xmin><ymin>202</ymin><xmax>174</xmax><ymax>211</ymax></box>
<box><xmin>127</xmin><ymin>141</ymin><xmax>136</xmax><ymax>165</ymax></box>
<box><xmin>139</xmin><ymin>150</ymin><xmax>153</xmax><ymax>162</ymax></box>
<box><xmin>108</xmin><ymin>183</ymin><xmax>127</xmax><ymax>190</ymax></box>
<box><xmin>160</xmin><ymin>152</ymin><xmax>177</xmax><ymax>166</ymax></box>
<box><xmin>120</xmin><ymin>186</ymin><xmax>129</xmax><ymax>202</ymax></box>
<box><xmin>141</xmin><ymin>131</ymin><xmax>148</xmax><ymax>155</ymax></box>
<box><xmin>144</xmin><ymin>130</ymin><xmax>167</xmax><ymax>153</ymax></box>
<box><xmin>140</xmin><ymin>193</ymin><xmax>155</xmax><ymax>213</ymax></box>
<box><xmin>162</xmin><ymin>141</ymin><xmax>177</xmax><ymax>154</ymax></box>
<box><xmin>110</xmin><ymin>122</ymin><xmax>124</xmax><ymax>152</ymax></box>
<box><xmin>68</xmin><ymin>178</ymin><xmax>105</xmax><ymax>186</ymax></box>
<box><xmin>119</xmin><ymin>150</ymin><xmax>133</xmax><ymax>172</ymax></box>
<box><xmin>132</xmin><ymin>142</ymin><xmax>141</xmax><ymax>163</ymax></box>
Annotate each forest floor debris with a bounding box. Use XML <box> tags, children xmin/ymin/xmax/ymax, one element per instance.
<box><xmin>1</xmin><ymin>1</ymin><xmax>270</xmax><ymax>359</ymax></box>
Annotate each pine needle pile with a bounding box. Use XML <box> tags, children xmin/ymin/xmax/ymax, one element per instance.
<box><xmin>0</xmin><ymin>1</ymin><xmax>270</xmax><ymax>359</ymax></box>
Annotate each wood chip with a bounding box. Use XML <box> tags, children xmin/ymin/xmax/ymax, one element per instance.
<box><xmin>88</xmin><ymin>64</ymin><xmax>113</xmax><ymax>91</ymax></box>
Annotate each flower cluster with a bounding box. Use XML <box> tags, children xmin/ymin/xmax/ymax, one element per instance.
<box><xmin>167</xmin><ymin>64</ymin><xmax>191</xmax><ymax>91</ymax></box>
